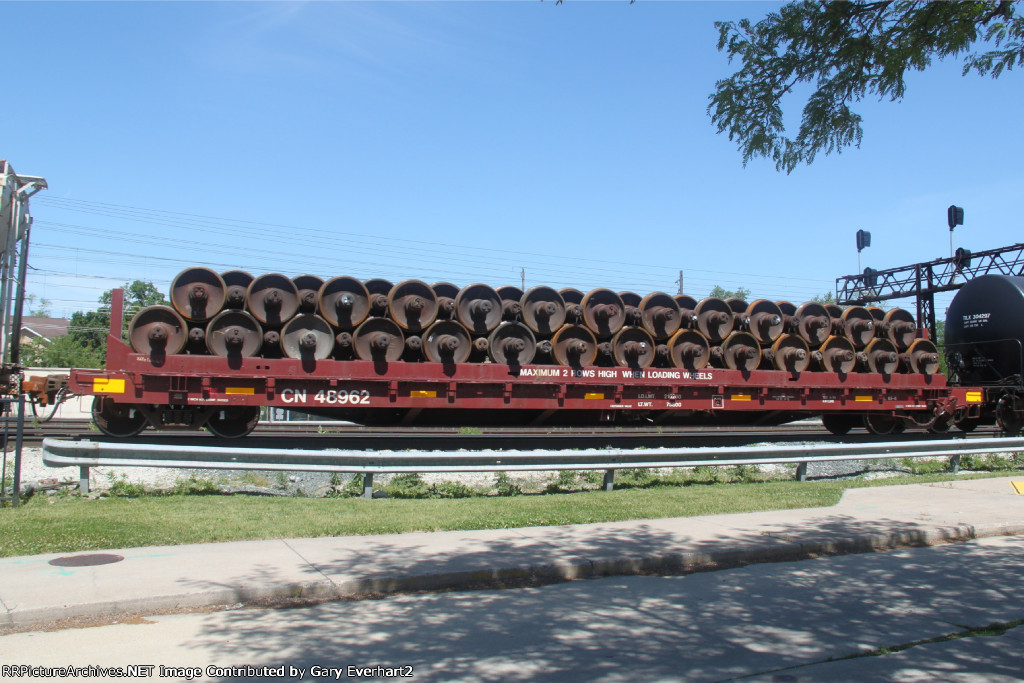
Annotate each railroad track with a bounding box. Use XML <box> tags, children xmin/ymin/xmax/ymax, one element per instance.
<box><xmin>19</xmin><ymin>418</ymin><xmax>994</xmax><ymax>451</ymax></box>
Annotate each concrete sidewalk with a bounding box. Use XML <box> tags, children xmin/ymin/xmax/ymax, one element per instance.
<box><xmin>2</xmin><ymin>476</ymin><xmax>1023</xmax><ymax>630</ymax></box>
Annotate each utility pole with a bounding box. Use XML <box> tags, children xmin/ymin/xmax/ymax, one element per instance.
<box><xmin>520</xmin><ymin>268</ymin><xmax>525</xmax><ymax>291</ymax></box>
<box><xmin>675</xmin><ymin>270</ymin><xmax>684</xmax><ymax>295</ymax></box>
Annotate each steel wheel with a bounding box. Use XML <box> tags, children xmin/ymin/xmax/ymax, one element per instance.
<box><xmin>206</xmin><ymin>310</ymin><xmax>263</xmax><ymax>358</ymax></box>
<box><xmin>694</xmin><ymin>297</ymin><xmax>734</xmax><ymax>342</ymax></box>
<box><xmin>863</xmin><ymin>413</ymin><xmax>906</xmax><ymax>436</ymax></box>
<box><xmin>92</xmin><ymin>396</ymin><xmax>147</xmax><ymax>438</ymax></box>
<box><xmin>353</xmin><ymin>318</ymin><xmax>405</xmax><ymax>362</ymax></box>
<box><xmin>247</xmin><ymin>273</ymin><xmax>300</xmax><ymax>327</ymax></box>
<box><xmin>611</xmin><ymin>327</ymin><xmax>655</xmax><ymax>368</ymax></box>
<box><xmin>822</xmin><ymin>414</ymin><xmax>857</xmax><ymax>436</ymax></box>
<box><xmin>170</xmin><ymin>267</ymin><xmax>226</xmax><ymax>322</ymax></box>
<box><xmin>206</xmin><ymin>406</ymin><xmax>261</xmax><ymax>438</ymax></box>
<box><xmin>127</xmin><ymin>306</ymin><xmax>188</xmax><ymax>356</ymax></box>
<box><xmin>389</xmin><ymin>280</ymin><xmax>438</xmax><ymax>332</ymax></box>
<box><xmin>281</xmin><ymin>314</ymin><xmax>335</xmax><ymax>360</ymax></box>
<box><xmin>318</xmin><ymin>276</ymin><xmax>370</xmax><ymax>330</ymax></box>
<box><xmin>667</xmin><ymin>329</ymin><xmax>710</xmax><ymax>370</ymax></box>
<box><xmin>293</xmin><ymin>274</ymin><xmax>325</xmax><ymax>314</ymax></box>
<box><xmin>221</xmin><ymin>270</ymin><xmax>254</xmax><ymax>310</ymax></box>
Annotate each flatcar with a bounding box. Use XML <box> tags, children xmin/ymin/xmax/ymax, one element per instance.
<box><xmin>63</xmin><ymin>268</ymin><xmax>1024</xmax><ymax>439</ymax></box>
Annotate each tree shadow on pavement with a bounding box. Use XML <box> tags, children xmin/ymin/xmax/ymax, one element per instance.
<box><xmin>169</xmin><ymin>520</ymin><xmax>1024</xmax><ymax>682</ymax></box>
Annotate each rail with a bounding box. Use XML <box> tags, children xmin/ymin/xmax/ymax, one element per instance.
<box><xmin>42</xmin><ymin>436</ymin><xmax>1024</xmax><ymax>498</ymax></box>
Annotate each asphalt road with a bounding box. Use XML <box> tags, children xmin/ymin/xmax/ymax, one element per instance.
<box><xmin>3</xmin><ymin>535</ymin><xmax>1023</xmax><ymax>682</ymax></box>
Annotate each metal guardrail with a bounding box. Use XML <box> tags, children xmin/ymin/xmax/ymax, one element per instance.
<box><xmin>42</xmin><ymin>436</ymin><xmax>1024</xmax><ymax>498</ymax></box>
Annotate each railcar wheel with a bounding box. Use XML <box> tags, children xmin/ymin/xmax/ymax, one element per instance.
<box><xmin>902</xmin><ymin>339</ymin><xmax>941</xmax><ymax>375</ymax></box>
<box><xmin>863</xmin><ymin>413</ymin><xmax>906</xmax><ymax>436</ymax></box>
<box><xmin>694</xmin><ymin>297</ymin><xmax>734</xmax><ymax>342</ymax></box>
<box><xmin>839</xmin><ymin>306</ymin><xmax>876</xmax><ymax>349</ymax></box>
<box><xmin>746</xmin><ymin>299</ymin><xmax>784</xmax><ymax>344</ymax></box>
<box><xmin>793</xmin><ymin>302</ymin><xmax>832</xmax><ymax>346</ymax></box>
<box><xmin>639</xmin><ymin>292</ymin><xmax>682</xmax><ymax>341</ymax></box>
<box><xmin>354</xmin><ymin>318</ymin><xmax>405</xmax><ymax>362</ymax></box>
<box><xmin>488</xmin><ymin>322</ymin><xmax>537</xmax><ymax>365</ymax></box>
<box><xmin>497</xmin><ymin>286</ymin><xmax>524</xmax><ymax>322</ymax></box>
<box><xmin>770</xmin><ymin>334</ymin><xmax>810</xmax><ymax>373</ymax></box>
<box><xmin>996</xmin><ymin>394</ymin><xmax>1023</xmax><ymax>435</ymax></box>
<box><xmin>247</xmin><ymin>273</ymin><xmax>300</xmax><ymax>327</ymax></box>
<box><xmin>558</xmin><ymin>288</ymin><xmax>585</xmax><ymax>323</ymax></box>
<box><xmin>221</xmin><ymin>270</ymin><xmax>254</xmax><ymax>310</ymax></box>
<box><xmin>955</xmin><ymin>417</ymin><xmax>981</xmax><ymax>433</ymax></box>
<box><xmin>423</xmin><ymin>320</ymin><xmax>470</xmax><ymax>364</ymax></box>
<box><xmin>582</xmin><ymin>289</ymin><xmax>626</xmax><ymax>338</ymax></box>
<box><xmin>456</xmin><ymin>284</ymin><xmax>503</xmax><ymax>335</ymax></box>
<box><xmin>281</xmin><ymin>314</ymin><xmax>335</xmax><ymax>360</ymax></box>
<box><xmin>674</xmin><ymin>295</ymin><xmax>699</xmax><ymax>329</ymax></box>
<box><xmin>171</xmin><ymin>267</ymin><xmax>226</xmax><ymax>322</ymax></box>
<box><xmin>618</xmin><ymin>291</ymin><xmax>643</xmax><ymax>326</ymax></box>
<box><xmin>389</xmin><ymin>280</ymin><xmax>438</xmax><ymax>332</ymax></box>
<box><xmin>815</xmin><ymin>335</ymin><xmax>856</xmax><ymax>374</ymax></box>
<box><xmin>318</xmin><ymin>276</ymin><xmax>370</xmax><ymax>330</ymax></box>
<box><xmin>365</xmin><ymin>279</ymin><xmax>395</xmax><ymax>317</ymax></box>
<box><xmin>205</xmin><ymin>406</ymin><xmax>261</xmax><ymax>438</ymax></box>
<box><xmin>127</xmin><ymin>305</ymin><xmax>188</xmax><ymax>355</ymax></box>
<box><xmin>720</xmin><ymin>331</ymin><xmax>761</xmax><ymax>372</ymax></box>
<box><xmin>551</xmin><ymin>324</ymin><xmax>597</xmax><ymax>367</ymax></box>
<box><xmin>611</xmin><ymin>327</ymin><xmax>655</xmax><ymax>368</ymax></box>
<box><xmin>521</xmin><ymin>286</ymin><xmax>566</xmax><ymax>335</ymax></box>
<box><xmin>667</xmin><ymin>329</ymin><xmax>710</xmax><ymax>370</ymax></box>
<box><xmin>882</xmin><ymin>308</ymin><xmax>917</xmax><ymax>351</ymax></box>
<box><xmin>92</xmin><ymin>396</ymin><xmax>148</xmax><ymax>438</ymax></box>
<box><xmin>822</xmin><ymin>414</ymin><xmax>857</xmax><ymax>436</ymax></box>
<box><xmin>206</xmin><ymin>310</ymin><xmax>263</xmax><ymax>358</ymax></box>
<box><xmin>293</xmin><ymin>274</ymin><xmax>325</xmax><ymax>314</ymax></box>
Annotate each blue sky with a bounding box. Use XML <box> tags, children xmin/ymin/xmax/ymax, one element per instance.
<box><xmin>5</xmin><ymin>1</ymin><xmax>1021</xmax><ymax>319</ymax></box>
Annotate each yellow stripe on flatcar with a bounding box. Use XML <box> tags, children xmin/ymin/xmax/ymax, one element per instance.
<box><xmin>410</xmin><ymin>390</ymin><xmax>437</xmax><ymax>398</ymax></box>
<box><xmin>854</xmin><ymin>396</ymin><xmax>874</xmax><ymax>402</ymax></box>
<box><xmin>730</xmin><ymin>394</ymin><xmax>752</xmax><ymax>401</ymax></box>
<box><xmin>966</xmin><ymin>391</ymin><xmax>982</xmax><ymax>403</ymax></box>
<box><xmin>92</xmin><ymin>378</ymin><xmax>125</xmax><ymax>394</ymax></box>
<box><xmin>225</xmin><ymin>387</ymin><xmax>255</xmax><ymax>395</ymax></box>
<box><xmin>584</xmin><ymin>393</ymin><xmax>604</xmax><ymax>400</ymax></box>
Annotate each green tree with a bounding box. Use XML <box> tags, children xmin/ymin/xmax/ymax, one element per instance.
<box><xmin>25</xmin><ymin>294</ymin><xmax>52</xmax><ymax>317</ymax></box>
<box><xmin>21</xmin><ymin>335</ymin><xmax>105</xmax><ymax>369</ymax></box>
<box><xmin>39</xmin><ymin>281</ymin><xmax>169</xmax><ymax>367</ymax></box>
<box><xmin>812</xmin><ymin>291</ymin><xmax>837</xmax><ymax>304</ymax></box>
<box><xmin>708</xmin><ymin>1</ymin><xmax>1024</xmax><ymax>172</ymax></box>
<box><xmin>710</xmin><ymin>285</ymin><xmax>752</xmax><ymax>300</ymax></box>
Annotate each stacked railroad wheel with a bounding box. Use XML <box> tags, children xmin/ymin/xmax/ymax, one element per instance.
<box><xmin>125</xmin><ymin>267</ymin><xmax>940</xmax><ymax>375</ymax></box>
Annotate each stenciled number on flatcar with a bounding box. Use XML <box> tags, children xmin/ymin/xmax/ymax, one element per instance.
<box><xmin>313</xmin><ymin>389</ymin><xmax>371</xmax><ymax>405</ymax></box>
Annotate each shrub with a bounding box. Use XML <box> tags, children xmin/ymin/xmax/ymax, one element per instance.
<box><xmin>172</xmin><ymin>475</ymin><xmax>220</xmax><ymax>495</ymax></box>
<box><xmin>545</xmin><ymin>470</ymin><xmax>580</xmax><ymax>494</ymax></box>
<box><xmin>384</xmin><ymin>473</ymin><xmax>430</xmax><ymax>499</ymax></box>
<box><xmin>617</xmin><ymin>467</ymin><xmax>656</xmax><ymax>488</ymax></box>
<box><xmin>106</xmin><ymin>474</ymin><xmax>147</xmax><ymax>498</ymax></box>
<box><xmin>728</xmin><ymin>464</ymin><xmax>761</xmax><ymax>483</ymax></box>
<box><xmin>494</xmin><ymin>471</ymin><xmax>522</xmax><ymax>497</ymax></box>
<box><xmin>429</xmin><ymin>481</ymin><xmax>476</xmax><ymax>499</ymax></box>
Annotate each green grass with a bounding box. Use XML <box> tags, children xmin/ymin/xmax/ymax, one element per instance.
<box><xmin>0</xmin><ymin>470</ymin><xmax>1015</xmax><ymax>558</ymax></box>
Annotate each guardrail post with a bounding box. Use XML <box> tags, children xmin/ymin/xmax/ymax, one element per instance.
<box><xmin>796</xmin><ymin>462</ymin><xmax>808</xmax><ymax>481</ymax></box>
<box><xmin>362</xmin><ymin>473</ymin><xmax>374</xmax><ymax>499</ymax></box>
<box><xmin>603</xmin><ymin>469</ymin><xmax>615</xmax><ymax>492</ymax></box>
<box><xmin>79</xmin><ymin>466</ymin><xmax>90</xmax><ymax>495</ymax></box>
<box><xmin>949</xmin><ymin>454</ymin><xmax>961</xmax><ymax>474</ymax></box>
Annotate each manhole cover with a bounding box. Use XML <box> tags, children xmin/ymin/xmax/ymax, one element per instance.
<box><xmin>49</xmin><ymin>553</ymin><xmax>125</xmax><ymax>567</ymax></box>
